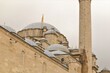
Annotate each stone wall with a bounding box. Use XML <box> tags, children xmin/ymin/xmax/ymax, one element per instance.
<box><xmin>0</xmin><ymin>29</ymin><xmax>69</xmax><ymax>73</ymax></box>
<box><xmin>45</xmin><ymin>34</ymin><xmax>59</xmax><ymax>44</ymax></box>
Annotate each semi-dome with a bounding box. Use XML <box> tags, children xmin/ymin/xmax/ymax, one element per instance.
<box><xmin>46</xmin><ymin>44</ymin><xmax>70</xmax><ymax>53</ymax></box>
<box><xmin>24</xmin><ymin>22</ymin><xmax>59</xmax><ymax>32</ymax></box>
<box><xmin>0</xmin><ymin>25</ymin><xmax>16</xmax><ymax>32</ymax></box>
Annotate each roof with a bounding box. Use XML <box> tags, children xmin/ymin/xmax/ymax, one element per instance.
<box><xmin>24</xmin><ymin>38</ymin><xmax>38</xmax><ymax>46</ymax></box>
<box><xmin>46</xmin><ymin>44</ymin><xmax>70</xmax><ymax>53</ymax></box>
<box><xmin>0</xmin><ymin>25</ymin><xmax>16</xmax><ymax>32</ymax></box>
<box><xmin>23</xmin><ymin>22</ymin><xmax>59</xmax><ymax>32</ymax></box>
<box><xmin>44</xmin><ymin>50</ymin><xmax>55</xmax><ymax>57</ymax></box>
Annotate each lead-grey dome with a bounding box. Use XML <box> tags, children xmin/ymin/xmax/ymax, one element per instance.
<box><xmin>24</xmin><ymin>22</ymin><xmax>59</xmax><ymax>32</ymax></box>
<box><xmin>0</xmin><ymin>25</ymin><xmax>16</xmax><ymax>32</ymax></box>
<box><xmin>46</xmin><ymin>44</ymin><xmax>70</xmax><ymax>53</ymax></box>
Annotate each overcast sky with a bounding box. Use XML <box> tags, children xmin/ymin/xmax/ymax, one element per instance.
<box><xmin>0</xmin><ymin>0</ymin><xmax>110</xmax><ymax>71</ymax></box>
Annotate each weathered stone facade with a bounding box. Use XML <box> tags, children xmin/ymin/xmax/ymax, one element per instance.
<box><xmin>0</xmin><ymin>22</ymin><xmax>98</xmax><ymax>73</ymax></box>
<box><xmin>0</xmin><ymin>27</ymin><xmax>82</xmax><ymax>73</ymax></box>
<box><xmin>0</xmin><ymin>0</ymin><xmax>99</xmax><ymax>73</ymax></box>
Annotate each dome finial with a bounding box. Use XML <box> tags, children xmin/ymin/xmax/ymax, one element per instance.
<box><xmin>41</xmin><ymin>14</ymin><xmax>44</xmax><ymax>23</ymax></box>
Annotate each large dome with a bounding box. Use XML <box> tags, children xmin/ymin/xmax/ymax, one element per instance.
<box><xmin>24</xmin><ymin>22</ymin><xmax>59</xmax><ymax>32</ymax></box>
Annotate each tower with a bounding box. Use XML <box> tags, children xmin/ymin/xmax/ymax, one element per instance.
<box><xmin>41</xmin><ymin>14</ymin><xmax>44</xmax><ymax>23</ymax></box>
<box><xmin>78</xmin><ymin>0</ymin><xmax>92</xmax><ymax>73</ymax></box>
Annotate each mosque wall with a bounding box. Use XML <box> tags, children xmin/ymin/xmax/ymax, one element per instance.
<box><xmin>69</xmin><ymin>61</ymin><xmax>82</xmax><ymax>73</ymax></box>
<box><xmin>0</xmin><ymin>26</ymin><xmax>99</xmax><ymax>73</ymax></box>
<box><xmin>0</xmin><ymin>28</ymin><xmax>70</xmax><ymax>73</ymax></box>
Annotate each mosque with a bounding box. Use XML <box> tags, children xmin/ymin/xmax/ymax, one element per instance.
<box><xmin>0</xmin><ymin>0</ymin><xmax>109</xmax><ymax>73</ymax></box>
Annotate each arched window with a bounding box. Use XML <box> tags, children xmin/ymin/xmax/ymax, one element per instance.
<box><xmin>61</xmin><ymin>58</ymin><xmax>64</xmax><ymax>63</ymax></box>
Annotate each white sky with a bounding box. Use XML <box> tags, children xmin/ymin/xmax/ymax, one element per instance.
<box><xmin>0</xmin><ymin>0</ymin><xmax>110</xmax><ymax>71</ymax></box>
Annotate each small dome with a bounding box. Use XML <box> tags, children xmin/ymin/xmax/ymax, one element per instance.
<box><xmin>1</xmin><ymin>25</ymin><xmax>16</xmax><ymax>32</ymax></box>
<box><xmin>46</xmin><ymin>44</ymin><xmax>69</xmax><ymax>53</ymax></box>
<box><xmin>101</xmin><ymin>68</ymin><xmax>110</xmax><ymax>73</ymax></box>
<box><xmin>43</xmin><ymin>29</ymin><xmax>57</xmax><ymax>35</ymax></box>
<box><xmin>24</xmin><ymin>22</ymin><xmax>59</xmax><ymax>32</ymax></box>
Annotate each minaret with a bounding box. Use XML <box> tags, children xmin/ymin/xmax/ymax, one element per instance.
<box><xmin>78</xmin><ymin>0</ymin><xmax>92</xmax><ymax>73</ymax></box>
<box><xmin>41</xmin><ymin>14</ymin><xmax>44</xmax><ymax>29</ymax></box>
<box><xmin>41</xmin><ymin>14</ymin><xmax>44</xmax><ymax>23</ymax></box>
